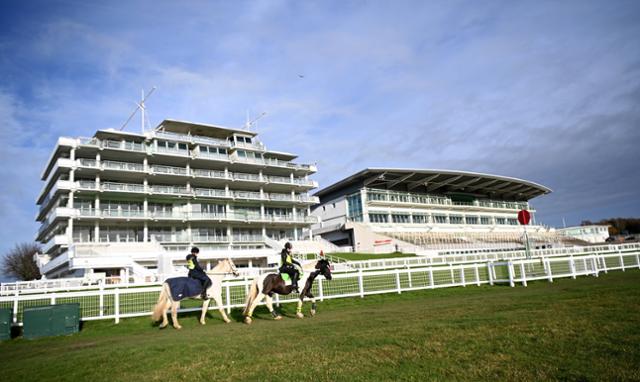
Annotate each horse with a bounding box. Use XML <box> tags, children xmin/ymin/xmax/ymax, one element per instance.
<box><xmin>243</xmin><ymin>258</ymin><xmax>332</xmax><ymax>324</ymax></box>
<box><xmin>151</xmin><ymin>258</ymin><xmax>239</xmax><ymax>329</ymax></box>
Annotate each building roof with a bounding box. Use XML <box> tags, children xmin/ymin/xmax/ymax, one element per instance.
<box><xmin>156</xmin><ymin>119</ymin><xmax>258</xmax><ymax>139</ymax></box>
<box><xmin>314</xmin><ymin>168</ymin><xmax>552</xmax><ymax>201</ymax></box>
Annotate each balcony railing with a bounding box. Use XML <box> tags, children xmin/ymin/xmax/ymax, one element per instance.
<box><xmin>102</xmin><ymin>160</ymin><xmax>144</xmax><ymax>172</ymax></box>
<box><xmin>151</xmin><ymin>185</ymin><xmax>190</xmax><ymax>195</ymax></box>
<box><xmin>100</xmin><ymin>209</ymin><xmax>146</xmax><ymax>218</ymax></box>
<box><xmin>102</xmin><ymin>182</ymin><xmax>145</xmax><ymax>193</ymax></box>
<box><xmin>232</xmin><ymin>172</ymin><xmax>261</xmax><ymax>182</ymax></box>
<box><xmin>152</xmin><ymin>146</ymin><xmax>190</xmax><ymax>156</ymax></box>
<box><xmin>150</xmin><ymin>164</ymin><xmax>188</xmax><ymax>176</ymax></box>
<box><xmin>232</xmin><ymin>234</ymin><xmax>264</xmax><ymax>242</ymax></box>
<box><xmin>192</xmin><ymin>235</ymin><xmax>229</xmax><ymax>243</ymax></box>
<box><xmin>194</xmin><ymin>188</ymin><xmax>228</xmax><ymax>198</ymax></box>
<box><xmin>192</xmin><ymin>169</ymin><xmax>227</xmax><ymax>180</ymax></box>
<box><xmin>232</xmin><ymin>191</ymin><xmax>263</xmax><ymax>200</ymax></box>
<box><xmin>77</xmin><ymin>158</ymin><xmax>98</xmax><ymax>167</ymax></box>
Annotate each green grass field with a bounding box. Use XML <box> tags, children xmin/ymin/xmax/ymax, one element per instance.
<box><xmin>1</xmin><ymin>270</ymin><xmax>639</xmax><ymax>381</ymax></box>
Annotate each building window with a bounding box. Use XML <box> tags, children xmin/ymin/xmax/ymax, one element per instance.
<box><xmin>496</xmin><ymin>218</ymin><xmax>507</xmax><ymax>225</ymax></box>
<box><xmin>346</xmin><ymin>193</ymin><xmax>363</xmax><ymax>222</ymax></box>
<box><xmin>480</xmin><ymin>217</ymin><xmax>490</xmax><ymax>225</ymax></box>
<box><xmin>508</xmin><ymin>218</ymin><xmax>519</xmax><ymax>225</ymax></box>
<box><xmin>369</xmin><ymin>213</ymin><xmax>389</xmax><ymax>223</ymax></box>
<box><xmin>450</xmin><ymin>215</ymin><xmax>463</xmax><ymax>224</ymax></box>
<box><xmin>392</xmin><ymin>214</ymin><xmax>410</xmax><ymax>224</ymax></box>
<box><xmin>466</xmin><ymin>216</ymin><xmax>479</xmax><ymax>225</ymax></box>
<box><xmin>434</xmin><ymin>215</ymin><xmax>447</xmax><ymax>224</ymax></box>
<box><xmin>413</xmin><ymin>214</ymin><xmax>428</xmax><ymax>224</ymax></box>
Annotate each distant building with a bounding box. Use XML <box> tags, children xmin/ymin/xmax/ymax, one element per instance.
<box><xmin>35</xmin><ymin>119</ymin><xmax>318</xmax><ymax>279</ymax></box>
<box><xmin>311</xmin><ymin>168</ymin><xmax>562</xmax><ymax>253</ymax></box>
<box><xmin>557</xmin><ymin>225</ymin><xmax>610</xmax><ymax>244</ymax></box>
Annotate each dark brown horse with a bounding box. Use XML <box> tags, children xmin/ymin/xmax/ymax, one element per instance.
<box><xmin>243</xmin><ymin>258</ymin><xmax>332</xmax><ymax>323</ymax></box>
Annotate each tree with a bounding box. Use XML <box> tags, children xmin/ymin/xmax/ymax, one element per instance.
<box><xmin>2</xmin><ymin>243</ymin><xmax>42</xmax><ymax>281</ymax></box>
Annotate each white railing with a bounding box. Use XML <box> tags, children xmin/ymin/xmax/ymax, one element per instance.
<box><xmin>2</xmin><ymin>246</ymin><xmax>638</xmax><ymax>325</ymax></box>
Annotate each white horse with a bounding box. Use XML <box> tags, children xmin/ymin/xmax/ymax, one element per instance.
<box><xmin>151</xmin><ymin>258</ymin><xmax>239</xmax><ymax>329</ymax></box>
<box><xmin>243</xmin><ymin>258</ymin><xmax>332</xmax><ymax>324</ymax></box>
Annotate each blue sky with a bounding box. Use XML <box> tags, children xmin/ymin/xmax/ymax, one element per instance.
<box><xmin>1</xmin><ymin>0</ymin><xmax>639</xmax><ymax>267</ymax></box>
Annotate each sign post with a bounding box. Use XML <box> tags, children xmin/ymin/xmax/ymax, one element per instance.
<box><xmin>518</xmin><ymin>210</ymin><xmax>532</xmax><ymax>259</ymax></box>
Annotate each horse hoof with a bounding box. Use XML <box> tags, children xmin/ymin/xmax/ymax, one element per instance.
<box><xmin>274</xmin><ymin>315</ymin><xmax>283</xmax><ymax>320</ymax></box>
<box><xmin>200</xmin><ymin>321</ymin><xmax>206</xmax><ymax>325</ymax></box>
<box><xmin>174</xmin><ymin>325</ymin><xmax>182</xmax><ymax>330</ymax></box>
<box><xmin>310</xmin><ymin>309</ymin><xmax>316</xmax><ymax>316</ymax></box>
<box><xmin>224</xmin><ymin>319</ymin><xmax>231</xmax><ymax>324</ymax></box>
<box><xmin>296</xmin><ymin>312</ymin><xmax>304</xmax><ymax>319</ymax></box>
<box><xmin>244</xmin><ymin>317</ymin><xmax>253</xmax><ymax>325</ymax></box>
<box><xmin>159</xmin><ymin>323</ymin><xmax>168</xmax><ymax>329</ymax></box>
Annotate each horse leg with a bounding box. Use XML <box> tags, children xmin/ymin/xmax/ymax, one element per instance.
<box><xmin>213</xmin><ymin>294</ymin><xmax>231</xmax><ymax>323</ymax></box>
<box><xmin>244</xmin><ymin>292</ymin><xmax>265</xmax><ymax>324</ymax></box>
<box><xmin>200</xmin><ymin>298</ymin><xmax>211</xmax><ymax>325</ymax></box>
<box><xmin>265</xmin><ymin>295</ymin><xmax>281</xmax><ymax>320</ymax></box>
<box><xmin>160</xmin><ymin>299</ymin><xmax>171</xmax><ymax>328</ymax></box>
<box><xmin>306</xmin><ymin>291</ymin><xmax>317</xmax><ymax>317</ymax></box>
<box><xmin>172</xmin><ymin>301</ymin><xmax>182</xmax><ymax>330</ymax></box>
<box><xmin>296</xmin><ymin>297</ymin><xmax>304</xmax><ymax>319</ymax></box>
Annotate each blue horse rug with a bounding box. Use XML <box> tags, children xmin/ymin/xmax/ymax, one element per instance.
<box><xmin>166</xmin><ymin>277</ymin><xmax>203</xmax><ymax>301</ymax></box>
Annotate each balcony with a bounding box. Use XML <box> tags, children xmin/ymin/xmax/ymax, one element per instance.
<box><xmin>194</xmin><ymin>188</ymin><xmax>228</xmax><ymax>198</ymax></box>
<box><xmin>102</xmin><ymin>160</ymin><xmax>145</xmax><ymax>172</ymax></box>
<box><xmin>100</xmin><ymin>209</ymin><xmax>146</xmax><ymax>218</ymax></box>
<box><xmin>230</xmin><ymin>141</ymin><xmax>265</xmax><ymax>151</ymax></box>
<box><xmin>232</xmin><ymin>172</ymin><xmax>261</xmax><ymax>182</ymax></box>
<box><xmin>192</xmin><ymin>169</ymin><xmax>228</xmax><ymax>180</ymax></box>
<box><xmin>192</xmin><ymin>235</ymin><xmax>229</xmax><ymax>243</ymax></box>
<box><xmin>77</xmin><ymin>158</ymin><xmax>98</xmax><ymax>168</ymax></box>
<box><xmin>102</xmin><ymin>182</ymin><xmax>146</xmax><ymax>193</ymax></box>
<box><xmin>150</xmin><ymin>185</ymin><xmax>190</xmax><ymax>196</ymax></box>
<box><xmin>232</xmin><ymin>191</ymin><xmax>263</xmax><ymax>201</ymax></box>
<box><xmin>151</xmin><ymin>146</ymin><xmax>190</xmax><ymax>157</ymax></box>
<box><xmin>193</xmin><ymin>151</ymin><xmax>230</xmax><ymax>162</ymax></box>
<box><xmin>149</xmin><ymin>211</ymin><xmax>186</xmax><ymax>220</ymax></box>
<box><xmin>233</xmin><ymin>234</ymin><xmax>264</xmax><ymax>243</ymax></box>
<box><xmin>150</xmin><ymin>164</ymin><xmax>188</xmax><ymax>176</ymax></box>
<box><xmin>102</xmin><ymin>139</ymin><xmax>146</xmax><ymax>152</ymax></box>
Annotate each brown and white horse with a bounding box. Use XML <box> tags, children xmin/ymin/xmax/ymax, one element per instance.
<box><xmin>151</xmin><ymin>258</ymin><xmax>239</xmax><ymax>329</ymax></box>
<box><xmin>243</xmin><ymin>258</ymin><xmax>332</xmax><ymax>324</ymax></box>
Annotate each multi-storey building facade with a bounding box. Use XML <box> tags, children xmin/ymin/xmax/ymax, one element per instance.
<box><xmin>35</xmin><ymin>119</ymin><xmax>318</xmax><ymax>279</ymax></box>
<box><xmin>312</xmin><ymin>168</ymin><xmax>555</xmax><ymax>253</ymax></box>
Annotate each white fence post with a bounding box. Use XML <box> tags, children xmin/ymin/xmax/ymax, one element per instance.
<box><xmin>619</xmin><ymin>248</ymin><xmax>625</xmax><ymax>271</ymax></box>
<box><xmin>51</xmin><ymin>293</ymin><xmax>56</xmax><ymax>305</ymax></box>
<box><xmin>601</xmin><ymin>255</ymin><xmax>608</xmax><ymax>274</ymax></box>
<box><xmin>546</xmin><ymin>259</ymin><xmax>553</xmax><ymax>282</ymax></box>
<box><xmin>244</xmin><ymin>277</ymin><xmax>249</xmax><ymax>296</ymax></box>
<box><xmin>507</xmin><ymin>261</ymin><xmax>515</xmax><ymax>287</ymax></box>
<box><xmin>407</xmin><ymin>266</ymin><xmax>413</xmax><ymax>288</ymax></box>
<box><xmin>12</xmin><ymin>289</ymin><xmax>18</xmax><ymax>324</ymax></box>
<box><xmin>449</xmin><ymin>263</ymin><xmax>455</xmax><ymax>284</ymax></box>
<box><xmin>99</xmin><ymin>282</ymin><xmax>105</xmax><ymax>317</ymax></box>
<box><xmin>520</xmin><ymin>262</ymin><xmax>527</xmax><ymax>287</ymax></box>
<box><xmin>488</xmin><ymin>262</ymin><xmax>494</xmax><ymax>286</ymax></box>
<box><xmin>428</xmin><ymin>267</ymin><xmax>435</xmax><ymax>289</ymax></box>
<box><xmin>570</xmin><ymin>256</ymin><xmax>577</xmax><ymax>279</ymax></box>
<box><xmin>460</xmin><ymin>265</ymin><xmax>466</xmax><ymax>287</ymax></box>
<box><xmin>225</xmin><ymin>284</ymin><xmax>231</xmax><ymax>314</ymax></box>
<box><xmin>318</xmin><ymin>278</ymin><xmax>324</xmax><ymax>302</ymax></box>
<box><xmin>396</xmin><ymin>269</ymin><xmax>401</xmax><ymax>294</ymax></box>
<box><xmin>114</xmin><ymin>288</ymin><xmax>120</xmax><ymax>324</ymax></box>
<box><xmin>635</xmin><ymin>253</ymin><xmax>640</xmax><ymax>269</ymax></box>
<box><xmin>358</xmin><ymin>269</ymin><xmax>364</xmax><ymax>298</ymax></box>
<box><xmin>275</xmin><ymin>293</ymin><xmax>280</xmax><ymax>307</ymax></box>
<box><xmin>591</xmin><ymin>256</ymin><xmax>599</xmax><ymax>277</ymax></box>
<box><xmin>474</xmin><ymin>264</ymin><xmax>480</xmax><ymax>286</ymax></box>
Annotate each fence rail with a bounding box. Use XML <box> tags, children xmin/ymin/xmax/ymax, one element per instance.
<box><xmin>2</xmin><ymin>247</ymin><xmax>639</xmax><ymax>326</ymax></box>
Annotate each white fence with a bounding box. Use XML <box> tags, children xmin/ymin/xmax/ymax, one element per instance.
<box><xmin>1</xmin><ymin>245</ymin><xmax>639</xmax><ymax>326</ymax></box>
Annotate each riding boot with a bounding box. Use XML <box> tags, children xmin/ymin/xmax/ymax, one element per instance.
<box><xmin>292</xmin><ymin>275</ymin><xmax>299</xmax><ymax>293</ymax></box>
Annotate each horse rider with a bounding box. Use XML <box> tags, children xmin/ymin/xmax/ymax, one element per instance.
<box><xmin>186</xmin><ymin>247</ymin><xmax>211</xmax><ymax>299</ymax></box>
<box><xmin>279</xmin><ymin>242</ymin><xmax>302</xmax><ymax>292</ymax></box>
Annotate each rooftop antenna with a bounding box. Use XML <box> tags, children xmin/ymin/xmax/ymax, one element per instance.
<box><xmin>244</xmin><ymin>111</ymin><xmax>267</xmax><ymax>130</ymax></box>
<box><xmin>120</xmin><ymin>86</ymin><xmax>156</xmax><ymax>133</ymax></box>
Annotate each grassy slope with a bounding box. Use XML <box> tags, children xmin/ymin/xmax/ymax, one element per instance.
<box><xmin>1</xmin><ymin>271</ymin><xmax>639</xmax><ymax>381</ymax></box>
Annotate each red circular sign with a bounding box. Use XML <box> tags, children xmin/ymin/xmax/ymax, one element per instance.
<box><xmin>517</xmin><ymin>210</ymin><xmax>531</xmax><ymax>225</ymax></box>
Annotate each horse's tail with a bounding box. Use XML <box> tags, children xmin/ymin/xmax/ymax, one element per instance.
<box><xmin>242</xmin><ymin>278</ymin><xmax>259</xmax><ymax>316</ymax></box>
<box><xmin>151</xmin><ymin>283</ymin><xmax>169</xmax><ymax>322</ymax></box>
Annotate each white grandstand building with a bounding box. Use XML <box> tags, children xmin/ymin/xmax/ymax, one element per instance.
<box><xmin>311</xmin><ymin>168</ymin><xmax>579</xmax><ymax>254</ymax></box>
<box><xmin>35</xmin><ymin>119</ymin><xmax>320</xmax><ymax>280</ymax></box>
